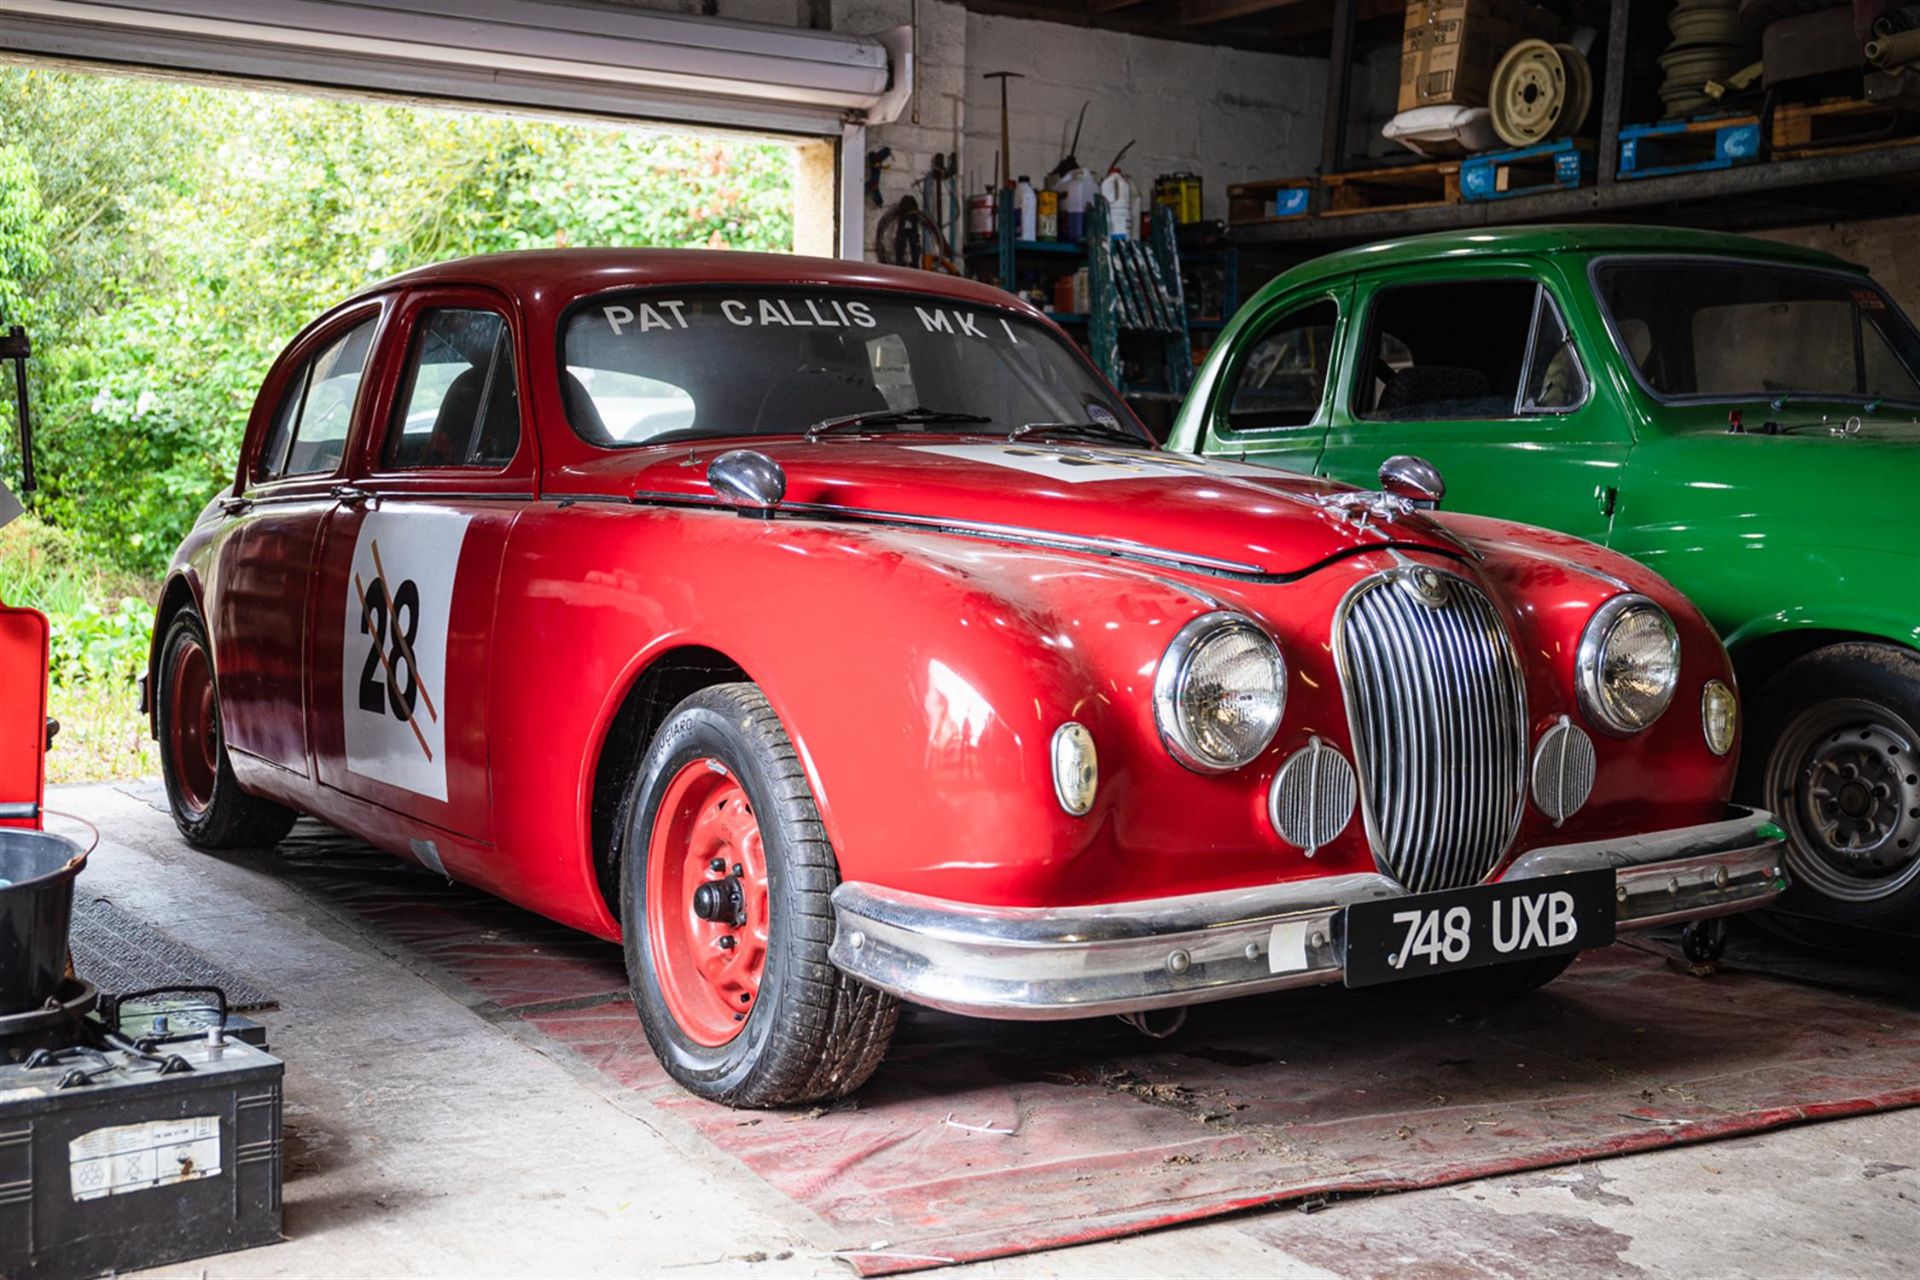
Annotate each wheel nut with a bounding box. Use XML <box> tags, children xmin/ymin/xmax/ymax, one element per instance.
<box><xmin>739</xmin><ymin>993</ymin><xmax>751</xmax><ymax>1004</ymax></box>
<box><xmin>709</xmin><ymin>858</ymin><xmax>727</xmax><ymax>873</ymax></box>
<box><xmin>734</xmin><ymin>1012</ymin><xmax>745</xmax><ymax>1022</ymax></box>
<box><xmin>732</xmin><ymin>863</ymin><xmax>745</xmax><ymax>877</ymax></box>
<box><xmin>718</xmin><ymin>935</ymin><xmax>736</xmax><ymax>950</ymax></box>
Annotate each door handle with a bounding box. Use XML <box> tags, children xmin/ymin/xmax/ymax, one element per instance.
<box><xmin>330</xmin><ymin>484</ymin><xmax>378</xmax><ymax>509</ymax></box>
<box><xmin>217</xmin><ymin>495</ymin><xmax>252</xmax><ymax>517</ymax></box>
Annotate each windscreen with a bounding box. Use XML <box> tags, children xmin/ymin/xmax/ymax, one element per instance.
<box><xmin>1595</xmin><ymin>259</ymin><xmax>1920</xmax><ymax>406</ymax></box>
<box><xmin>560</xmin><ymin>288</ymin><xmax>1139</xmax><ymax>446</ymax></box>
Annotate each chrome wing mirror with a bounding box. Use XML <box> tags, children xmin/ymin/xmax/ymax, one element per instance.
<box><xmin>1378</xmin><ymin>455</ymin><xmax>1445</xmax><ymax>511</ymax></box>
<box><xmin>707</xmin><ymin>449</ymin><xmax>786</xmax><ymax>518</ymax></box>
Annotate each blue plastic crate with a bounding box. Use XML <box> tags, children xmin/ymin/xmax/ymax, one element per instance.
<box><xmin>1460</xmin><ymin>139</ymin><xmax>1593</xmax><ymax>202</ymax></box>
<box><xmin>1270</xmin><ymin>186</ymin><xmax>1311</xmax><ymax>218</ymax></box>
<box><xmin>1619</xmin><ymin>117</ymin><xmax>1761</xmax><ymax>180</ymax></box>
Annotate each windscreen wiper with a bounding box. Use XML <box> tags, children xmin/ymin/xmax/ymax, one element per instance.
<box><xmin>806</xmin><ymin>406</ymin><xmax>993</xmax><ymax>442</ymax></box>
<box><xmin>1010</xmin><ymin>419</ymin><xmax>1148</xmax><ymax>446</ymax></box>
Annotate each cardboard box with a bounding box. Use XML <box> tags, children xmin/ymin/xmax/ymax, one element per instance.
<box><xmin>1399</xmin><ymin>0</ymin><xmax>1555</xmax><ymax>111</ymax></box>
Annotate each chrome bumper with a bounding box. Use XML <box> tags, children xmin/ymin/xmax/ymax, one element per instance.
<box><xmin>827</xmin><ymin>807</ymin><xmax>1788</xmax><ymax>1020</ymax></box>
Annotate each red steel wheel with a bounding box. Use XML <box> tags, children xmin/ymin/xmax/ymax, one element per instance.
<box><xmin>166</xmin><ymin>635</ymin><xmax>220</xmax><ymax>818</ymax></box>
<box><xmin>643</xmin><ymin>759</ymin><xmax>771</xmax><ymax>1047</ymax></box>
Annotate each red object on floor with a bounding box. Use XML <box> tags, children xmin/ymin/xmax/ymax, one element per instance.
<box><xmin>268</xmin><ymin>827</ymin><xmax>1920</xmax><ymax>1275</ymax></box>
<box><xmin>0</xmin><ymin>601</ymin><xmax>49</xmax><ymax>830</ymax></box>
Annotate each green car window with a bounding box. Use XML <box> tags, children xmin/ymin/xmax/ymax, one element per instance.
<box><xmin>1595</xmin><ymin>259</ymin><xmax>1920</xmax><ymax>405</ymax></box>
<box><xmin>1353</xmin><ymin>279</ymin><xmax>1541</xmax><ymax>421</ymax></box>
<box><xmin>1222</xmin><ymin>298</ymin><xmax>1339</xmax><ymax>431</ymax></box>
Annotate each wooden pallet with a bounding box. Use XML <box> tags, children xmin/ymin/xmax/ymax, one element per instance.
<box><xmin>1772</xmin><ymin>96</ymin><xmax>1920</xmax><ymax>158</ymax></box>
<box><xmin>1460</xmin><ymin>139</ymin><xmax>1595</xmax><ymax>202</ymax></box>
<box><xmin>1319</xmin><ymin>160</ymin><xmax>1461</xmax><ymax>215</ymax></box>
<box><xmin>1227</xmin><ymin>177</ymin><xmax>1315</xmax><ymax>226</ymax></box>
<box><xmin>1618</xmin><ymin>115</ymin><xmax>1761</xmax><ymax>179</ymax></box>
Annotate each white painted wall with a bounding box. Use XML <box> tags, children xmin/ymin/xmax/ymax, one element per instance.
<box><xmin>959</xmin><ymin>10</ymin><xmax>1327</xmax><ymax>224</ymax></box>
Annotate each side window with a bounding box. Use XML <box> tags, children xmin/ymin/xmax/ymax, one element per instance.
<box><xmin>1520</xmin><ymin>291</ymin><xmax>1590</xmax><ymax>413</ymax></box>
<box><xmin>1354</xmin><ymin>279</ymin><xmax>1538</xmax><ymax>421</ymax></box>
<box><xmin>384</xmin><ymin>309</ymin><xmax>523</xmax><ymax>470</ymax></box>
<box><xmin>257</xmin><ymin>319</ymin><xmax>376</xmax><ymax>481</ymax></box>
<box><xmin>1223</xmin><ymin>299</ymin><xmax>1338</xmax><ymax>430</ymax></box>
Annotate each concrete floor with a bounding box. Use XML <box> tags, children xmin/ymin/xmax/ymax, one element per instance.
<box><xmin>43</xmin><ymin>783</ymin><xmax>1916</xmax><ymax>1279</ymax></box>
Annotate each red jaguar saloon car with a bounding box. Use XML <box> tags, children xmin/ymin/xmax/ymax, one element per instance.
<box><xmin>148</xmin><ymin>249</ymin><xmax>1785</xmax><ymax>1106</ymax></box>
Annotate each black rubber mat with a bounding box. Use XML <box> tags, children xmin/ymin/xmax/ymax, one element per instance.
<box><xmin>69</xmin><ymin>895</ymin><xmax>276</xmax><ymax>1011</ymax></box>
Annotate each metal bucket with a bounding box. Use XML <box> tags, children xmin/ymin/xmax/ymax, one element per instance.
<box><xmin>0</xmin><ymin>827</ymin><xmax>84</xmax><ymax>1016</ymax></box>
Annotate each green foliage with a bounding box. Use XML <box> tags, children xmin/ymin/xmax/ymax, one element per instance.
<box><xmin>0</xmin><ymin>66</ymin><xmax>795</xmax><ymax>575</ymax></box>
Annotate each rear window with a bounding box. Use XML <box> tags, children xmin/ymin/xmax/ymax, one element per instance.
<box><xmin>559</xmin><ymin>288</ymin><xmax>1136</xmax><ymax>447</ymax></box>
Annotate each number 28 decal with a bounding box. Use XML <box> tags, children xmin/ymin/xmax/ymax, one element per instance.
<box><xmin>341</xmin><ymin>510</ymin><xmax>467</xmax><ymax>801</ymax></box>
<box><xmin>352</xmin><ymin>539</ymin><xmax>440</xmax><ymax>758</ymax></box>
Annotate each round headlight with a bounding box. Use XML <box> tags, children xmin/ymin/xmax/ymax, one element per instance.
<box><xmin>1702</xmin><ymin>679</ymin><xmax>1737</xmax><ymax>756</ymax></box>
<box><xmin>1153</xmin><ymin>612</ymin><xmax>1286</xmax><ymax>772</ymax></box>
<box><xmin>1576</xmin><ymin>594</ymin><xmax>1680</xmax><ymax>734</ymax></box>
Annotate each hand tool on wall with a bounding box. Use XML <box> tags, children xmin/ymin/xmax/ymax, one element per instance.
<box><xmin>983</xmin><ymin>71</ymin><xmax>1024</xmax><ymax>190</ymax></box>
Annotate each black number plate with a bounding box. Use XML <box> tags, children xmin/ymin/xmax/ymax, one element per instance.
<box><xmin>1343</xmin><ymin>868</ymin><xmax>1617</xmax><ymax>988</ymax></box>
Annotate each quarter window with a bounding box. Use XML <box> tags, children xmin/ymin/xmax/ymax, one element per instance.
<box><xmin>257</xmin><ymin>318</ymin><xmax>376</xmax><ymax>481</ymax></box>
<box><xmin>1222</xmin><ymin>298</ymin><xmax>1338</xmax><ymax>430</ymax></box>
<box><xmin>384</xmin><ymin>309</ymin><xmax>522</xmax><ymax>470</ymax></box>
<box><xmin>1355</xmin><ymin>279</ymin><xmax>1584</xmax><ymax>421</ymax></box>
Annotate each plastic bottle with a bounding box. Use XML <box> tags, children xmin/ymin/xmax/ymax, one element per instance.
<box><xmin>1059</xmin><ymin>167</ymin><xmax>1099</xmax><ymax>243</ymax></box>
<box><xmin>1013</xmin><ymin>176</ymin><xmax>1037</xmax><ymax>242</ymax></box>
<box><xmin>1099</xmin><ymin>166</ymin><xmax>1136</xmax><ymax>240</ymax></box>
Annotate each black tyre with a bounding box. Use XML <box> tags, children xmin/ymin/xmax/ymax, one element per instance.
<box><xmin>1742</xmin><ymin>643</ymin><xmax>1920</xmax><ymax>931</ymax></box>
<box><xmin>621</xmin><ymin>683</ymin><xmax>897</xmax><ymax>1107</ymax></box>
<box><xmin>155</xmin><ymin>608</ymin><xmax>298</xmax><ymax>849</ymax></box>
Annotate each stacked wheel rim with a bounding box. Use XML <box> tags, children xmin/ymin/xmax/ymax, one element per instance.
<box><xmin>1490</xmin><ymin>39</ymin><xmax>1569</xmax><ymax>146</ymax></box>
<box><xmin>643</xmin><ymin>758</ymin><xmax>771</xmax><ymax>1047</ymax></box>
<box><xmin>1660</xmin><ymin>0</ymin><xmax>1757</xmax><ymax>119</ymax></box>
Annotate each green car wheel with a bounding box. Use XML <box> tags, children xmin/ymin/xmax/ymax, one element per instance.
<box><xmin>1748</xmin><ymin>644</ymin><xmax>1920</xmax><ymax>929</ymax></box>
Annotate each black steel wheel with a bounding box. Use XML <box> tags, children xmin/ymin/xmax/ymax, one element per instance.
<box><xmin>1744</xmin><ymin>644</ymin><xmax>1920</xmax><ymax>930</ymax></box>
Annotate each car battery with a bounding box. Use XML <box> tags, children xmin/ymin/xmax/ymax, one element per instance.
<box><xmin>0</xmin><ymin>1031</ymin><xmax>284</xmax><ymax>1278</ymax></box>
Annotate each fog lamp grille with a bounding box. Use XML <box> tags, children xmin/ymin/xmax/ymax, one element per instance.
<box><xmin>1269</xmin><ymin>736</ymin><xmax>1358</xmax><ymax>855</ymax></box>
<box><xmin>1531</xmin><ymin>715</ymin><xmax>1597</xmax><ymax>826</ymax></box>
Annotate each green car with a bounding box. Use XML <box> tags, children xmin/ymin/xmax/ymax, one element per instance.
<box><xmin>1170</xmin><ymin>224</ymin><xmax>1920</xmax><ymax>933</ymax></box>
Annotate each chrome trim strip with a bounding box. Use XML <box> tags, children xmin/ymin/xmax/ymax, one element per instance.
<box><xmin>627</xmin><ymin>488</ymin><xmax>1470</xmax><ymax>583</ymax></box>
<box><xmin>828</xmin><ymin>806</ymin><xmax>1786</xmax><ymax>1020</ymax></box>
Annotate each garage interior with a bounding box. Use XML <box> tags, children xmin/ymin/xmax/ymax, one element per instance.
<box><xmin>2</xmin><ymin>0</ymin><xmax>1918</xmax><ymax>1277</ymax></box>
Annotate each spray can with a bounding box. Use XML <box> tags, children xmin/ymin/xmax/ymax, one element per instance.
<box><xmin>1013</xmin><ymin>176</ymin><xmax>1038</xmax><ymax>242</ymax></box>
<box><xmin>1099</xmin><ymin>167</ymin><xmax>1136</xmax><ymax>240</ymax></box>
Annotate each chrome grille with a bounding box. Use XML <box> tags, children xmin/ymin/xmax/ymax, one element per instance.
<box><xmin>1336</xmin><ymin>569</ymin><xmax>1528</xmax><ymax>893</ymax></box>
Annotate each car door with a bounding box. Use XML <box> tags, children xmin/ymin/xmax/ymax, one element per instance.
<box><xmin>1188</xmin><ymin>282</ymin><xmax>1351</xmax><ymax>476</ymax></box>
<box><xmin>307</xmin><ymin>288</ymin><xmax>532</xmax><ymax>853</ymax></box>
<box><xmin>210</xmin><ymin>306</ymin><xmax>383</xmax><ymax>779</ymax></box>
<box><xmin>1312</xmin><ymin>263</ymin><xmax>1633</xmax><ymax>544</ymax></box>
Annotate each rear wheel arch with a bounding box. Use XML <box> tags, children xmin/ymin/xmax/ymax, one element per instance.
<box><xmin>148</xmin><ymin>574</ymin><xmax>203</xmax><ymax>734</ymax></box>
<box><xmin>587</xmin><ymin>644</ymin><xmax>751</xmax><ymax>922</ymax></box>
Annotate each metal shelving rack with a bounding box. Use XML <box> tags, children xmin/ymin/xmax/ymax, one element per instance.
<box><xmin>1232</xmin><ymin>0</ymin><xmax>1920</xmax><ymax>250</ymax></box>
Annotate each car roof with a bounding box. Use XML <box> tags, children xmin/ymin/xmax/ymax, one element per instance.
<box><xmin>1281</xmin><ymin>224</ymin><xmax>1858</xmax><ymax>283</ymax></box>
<box><xmin>361</xmin><ymin>248</ymin><xmax>1036</xmax><ymax>315</ymax></box>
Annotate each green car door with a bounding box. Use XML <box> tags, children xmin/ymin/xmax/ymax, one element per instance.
<box><xmin>1185</xmin><ymin>277</ymin><xmax>1352</xmax><ymax>478</ymax></box>
<box><xmin>1304</xmin><ymin>258</ymin><xmax>1632</xmax><ymax>544</ymax></box>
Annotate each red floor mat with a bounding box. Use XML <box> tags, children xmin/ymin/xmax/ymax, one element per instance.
<box><xmin>268</xmin><ymin>826</ymin><xmax>1920</xmax><ymax>1274</ymax></box>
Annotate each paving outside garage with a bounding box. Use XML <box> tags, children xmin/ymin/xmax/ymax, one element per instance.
<box><xmin>44</xmin><ymin>783</ymin><xmax>1917</xmax><ymax>1279</ymax></box>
